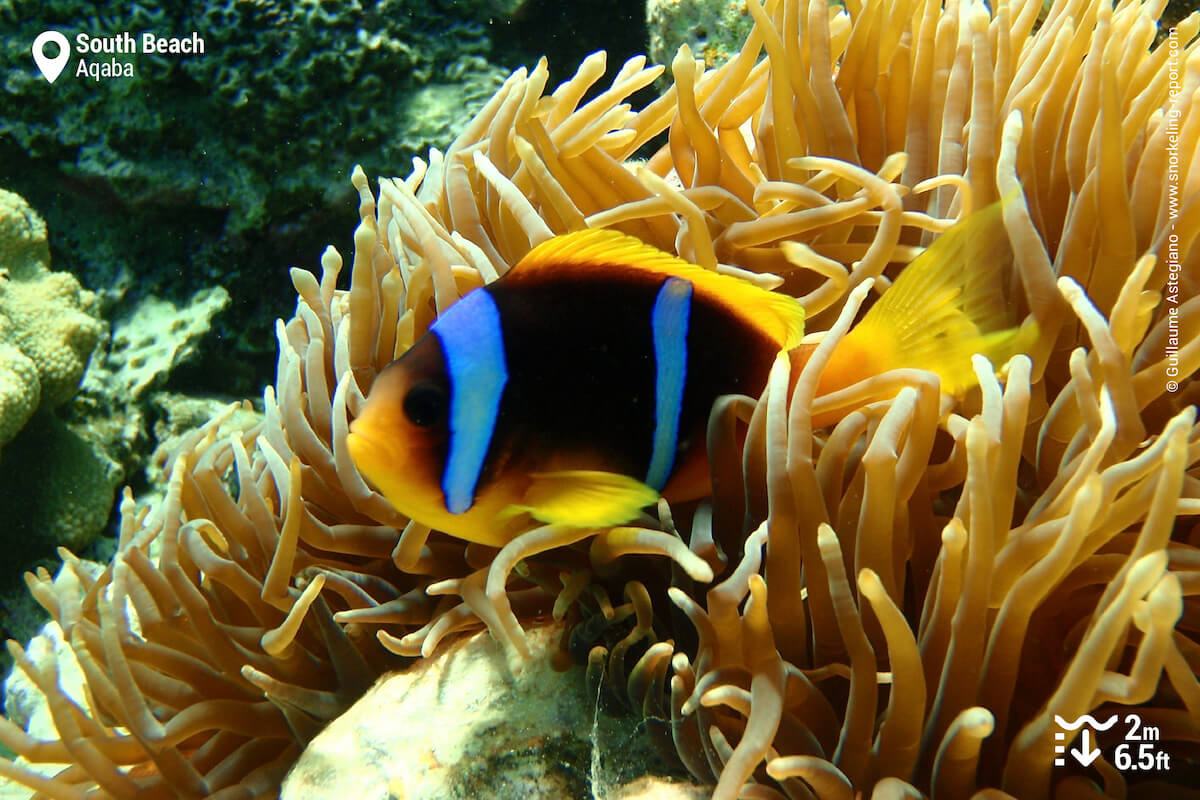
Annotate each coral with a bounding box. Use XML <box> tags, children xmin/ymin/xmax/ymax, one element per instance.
<box><xmin>0</xmin><ymin>0</ymin><xmax>1197</xmax><ymax>799</ymax></box>
<box><xmin>0</xmin><ymin>338</ymin><xmax>38</xmax><ymax>452</ymax></box>
<box><xmin>0</xmin><ymin>0</ymin><xmax>511</xmax><ymax>400</ymax></box>
<box><xmin>0</xmin><ymin>1</ymin><xmax>507</xmax><ymax>236</ymax></box>
<box><xmin>62</xmin><ymin>288</ymin><xmax>242</xmax><ymax>535</ymax></box>
<box><xmin>146</xmin><ymin>393</ymin><xmax>263</xmax><ymax>480</ymax></box>
<box><xmin>0</xmin><ymin>188</ymin><xmax>48</xmax><ymax>278</ymax></box>
<box><xmin>0</xmin><ymin>416</ymin><xmax>122</xmax><ymax>557</ymax></box>
<box><xmin>0</xmin><ymin>188</ymin><xmax>101</xmax><ymax>452</ymax></box>
<box><xmin>647</xmin><ymin>0</ymin><xmax>755</xmax><ymax>72</ymax></box>
<box><xmin>89</xmin><ymin>287</ymin><xmax>231</xmax><ymax>400</ymax></box>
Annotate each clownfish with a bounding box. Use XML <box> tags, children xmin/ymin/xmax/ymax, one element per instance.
<box><xmin>347</xmin><ymin>202</ymin><xmax>1030</xmax><ymax>546</ymax></box>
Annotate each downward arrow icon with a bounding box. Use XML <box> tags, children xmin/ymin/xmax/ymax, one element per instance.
<box><xmin>1071</xmin><ymin>728</ymin><xmax>1101</xmax><ymax>766</ymax></box>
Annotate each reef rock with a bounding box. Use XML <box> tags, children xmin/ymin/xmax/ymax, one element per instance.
<box><xmin>646</xmin><ymin>0</ymin><xmax>755</xmax><ymax>72</ymax></box>
<box><xmin>283</xmin><ymin>624</ymin><xmax>707</xmax><ymax>800</ymax></box>
<box><xmin>0</xmin><ymin>415</ymin><xmax>122</xmax><ymax>556</ymax></box>
<box><xmin>0</xmin><ymin>0</ymin><xmax>513</xmax><ymax>397</ymax></box>
<box><xmin>90</xmin><ymin>286</ymin><xmax>231</xmax><ymax>400</ymax></box>
<box><xmin>0</xmin><ymin>189</ymin><xmax>101</xmax><ymax>452</ymax></box>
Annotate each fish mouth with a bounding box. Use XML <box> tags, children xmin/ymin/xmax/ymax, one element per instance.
<box><xmin>346</xmin><ymin>419</ymin><xmax>473</xmax><ymax>540</ymax></box>
<box><xmin>345</xmin><ymin>421</ymin><xmax>400</xmax><ymax>496</ymax></box>
<box><xmin>346</xmin><ymin>418</ymin><xmax>445</xmax><ymax>522</ymax></box>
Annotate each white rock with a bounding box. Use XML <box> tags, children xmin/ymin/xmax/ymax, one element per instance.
<box><xmin>283</xmin><ymin>623</ymin><xmax>708</xmax><ymax>800</ymax></box>
<box><xmin>93</xmin><ymin>286</ymin><xmax>230</xmax><ymax>399</ymax></box>
<box><xmin>3</xmin><ymin>621</ymin><xmax>86</xmax><ymax>738</ymax></box>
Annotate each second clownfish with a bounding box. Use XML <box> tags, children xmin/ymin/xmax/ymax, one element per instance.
<box><xmin>347</xmin><ymin>203</ymin><xmax>1031</xmax><ymax>546</ymax></box>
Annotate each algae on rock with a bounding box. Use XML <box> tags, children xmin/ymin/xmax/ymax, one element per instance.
<box><xmin>0</xmin><ymin>415</ymin><xmax>122</xmax><ymax>556</ymax></box>
<box><xmin>0</xmin><ymin>0</ymin><xmax>510</xmax><ymax>359</ymax></box>
<box><xmin>646</xmin><ymin>0</ymin><xmax>755</xmax><ymax>74</ymax></box>
<box><xmin>89</xmin><ymin>286</ymin><xmax>231</xmax><ymax>400</ymax></box>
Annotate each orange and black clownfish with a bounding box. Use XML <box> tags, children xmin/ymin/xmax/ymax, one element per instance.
<box><xmin>347</xmin><ymin>203</ymin><xmax>1031</xmax><ymax>547</ymax></box>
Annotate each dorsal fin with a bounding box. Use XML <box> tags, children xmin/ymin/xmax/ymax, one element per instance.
<box><xmin>509</xmin><ymin>229</ymin><xmax>805</xmax><ymax>349</ymax></box>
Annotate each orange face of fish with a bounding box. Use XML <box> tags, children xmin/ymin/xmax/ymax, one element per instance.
<box><xmin>347</xmin><ymin>337</ymin><xmax>532</xmax><ymax>546</ymax></box>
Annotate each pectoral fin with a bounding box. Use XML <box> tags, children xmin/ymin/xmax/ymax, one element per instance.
<box><xmin>503</xmin><ymin>470</ymin><xmax>659</xmax><ymax>528</ymax></box>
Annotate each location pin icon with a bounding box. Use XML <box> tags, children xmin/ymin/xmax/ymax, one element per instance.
<box><xmin>32</xmin><ymin>31</ymin><xmax>71</xmax><ymax>84</ymax></box>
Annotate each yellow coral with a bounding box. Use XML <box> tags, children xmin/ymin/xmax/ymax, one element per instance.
<box><xmin>0</xmin><ymin>189</ymin><xmax>102</xmax><ymax>444</ymax></box>
<box><xmin>0</xmin><ymin>337</ymin><xmax>38</xmax><ymax>449</ymax></box>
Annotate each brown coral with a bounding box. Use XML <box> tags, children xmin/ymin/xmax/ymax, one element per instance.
<box><xmin>1</xmin><ymin>0</ymin><xmax>1198</xmax><ymax>798</ymax></box>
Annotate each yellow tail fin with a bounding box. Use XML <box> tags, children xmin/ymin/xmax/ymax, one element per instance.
<box><xmin>822</xmin><ymin>202</ymin><xmax>1033</xmax><ymax>396</ymax></box>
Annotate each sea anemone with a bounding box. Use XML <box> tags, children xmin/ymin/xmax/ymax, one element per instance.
<box><xmin>1</xmin><ymin>0</ymin><xmax>1197</xmax><ymax>798</ymax></box>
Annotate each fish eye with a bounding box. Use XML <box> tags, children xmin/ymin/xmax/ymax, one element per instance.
<box><xmin>403</xmin><ymin>381</ymin><xmax>448</xmax><ymax>428</ymax></box>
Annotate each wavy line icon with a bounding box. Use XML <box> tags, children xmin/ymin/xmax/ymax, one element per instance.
<box><xmin>1054</xmin><ymin>714</ymin><xmax>1119</xmax><ymax>731</ymax></box>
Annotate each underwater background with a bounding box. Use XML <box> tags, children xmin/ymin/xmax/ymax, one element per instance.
<box><xmin>0</xmin><ymin>0</ymin><xmax>1198</xmax><ymax>797</ymax></box>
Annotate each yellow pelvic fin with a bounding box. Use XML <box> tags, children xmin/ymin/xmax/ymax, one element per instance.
<box><xmin>512</xmin><ymin>229</ymin><xmax>805</xmax><ymax>349</ymax></box>
<box><xmin>828</xmin><ymin>202</ymin><xmax>1033</xmax><ymax>396</ymax></box>
<box><xmin>503</xmin><ymin>470</ymin><xmax>660</xmax><ymax>529</ymax></box>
